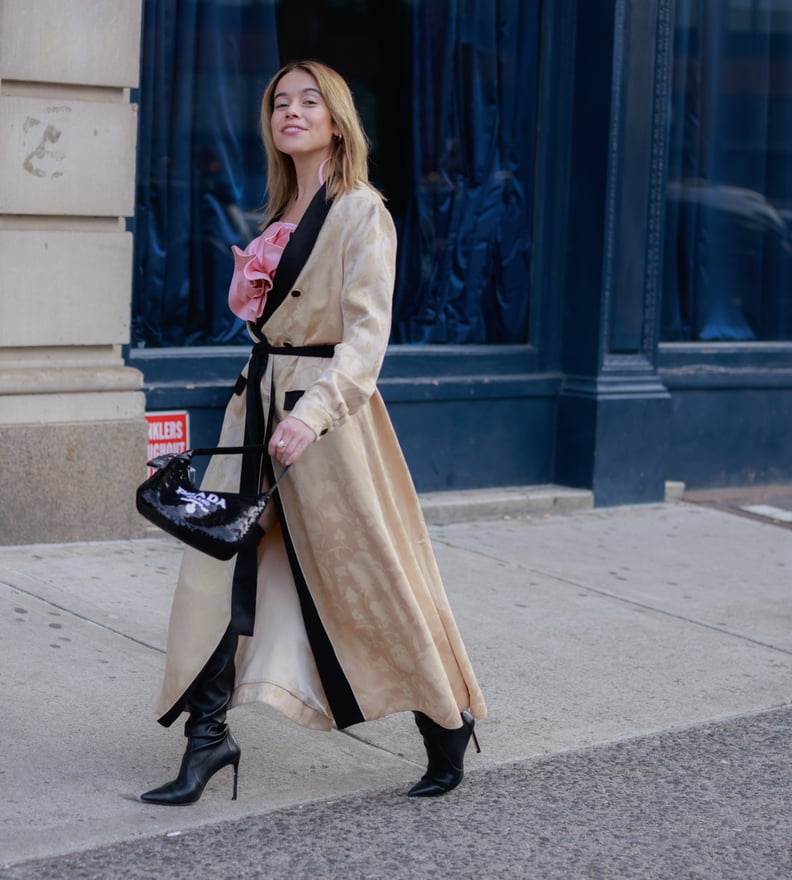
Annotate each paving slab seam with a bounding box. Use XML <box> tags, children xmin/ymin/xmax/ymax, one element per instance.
<box><xmin>3</xmin><ymin>573</ymin><xmax>433</xmax><ymax>773</ymax></box>
<box><xmin>338</xmin><ymin>729</ymin><xmax>425</xmax><ymax>768</ymax></box>
<box><xmin>526</xmin><ymin>569</ymin><xmax>792</xmax><ymax>656</ymax></box>
<box><xmin>432</xmin><ymin>536</ymin><xmax>792</xmax><ymax>657</ymax></box>
<box><xmin>0</xmin><ymin>538</ymin><xmax>177</xmax><ymax>553</ymax></box>
<box><xmin>0</xmin><ymin>578</ymin><xmax>165</xmax><ymax>653</ymax></box>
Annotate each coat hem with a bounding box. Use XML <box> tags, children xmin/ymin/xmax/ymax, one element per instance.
<box><xmin>231</xmin><ymin>681</ymin><xmax>335</xmax><ymax>731</ymax></box>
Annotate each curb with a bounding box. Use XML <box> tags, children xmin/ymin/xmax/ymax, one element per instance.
<box><xmin>419</xmin><ymin>484</ymin><xmax>594</xmax><ymax>525</ymax></box>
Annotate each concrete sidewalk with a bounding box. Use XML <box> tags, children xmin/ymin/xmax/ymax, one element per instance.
<box><xmin>2</xmin><ymin>499</ymin><xmax>791</xmax><ymax>872</ymax></box>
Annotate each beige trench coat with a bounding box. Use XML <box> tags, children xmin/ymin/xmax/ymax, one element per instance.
<box><xmin>154</xmin><ymin>185</ymin><xmax>487</xmax><ymax>732</ymax></box>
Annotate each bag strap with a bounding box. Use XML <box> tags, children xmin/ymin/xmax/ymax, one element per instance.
<box><xmin>188</xmin><ymin>443</ymin><xmax>269</xmax><ymax>457</ymax></box>
<box><xmin>187</xmin><ymin>444</ymin><xmax>292</xmax><ymax>493</ymax></box>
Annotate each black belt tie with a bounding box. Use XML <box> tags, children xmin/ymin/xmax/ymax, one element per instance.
<box><xmin>229</xmin><ymin>337</ymin><xmax>336</xmax><ymax>636</ymax></box>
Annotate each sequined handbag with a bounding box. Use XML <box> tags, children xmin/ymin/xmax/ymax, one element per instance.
<box><xmin>136</xmin><ymin>445</ymin><xmax>288</xmax><ymax>560</ymax></box>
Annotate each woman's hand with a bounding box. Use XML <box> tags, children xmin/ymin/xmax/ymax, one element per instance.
<box><xmin>268</xmin><ymin>416</ymin><xmax>318</xmax><ymax>467</ymax></box>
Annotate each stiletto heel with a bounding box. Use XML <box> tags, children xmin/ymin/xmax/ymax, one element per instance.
<box><xmin>469</xmin><ymin>721</ymin><xmax>481</xmax><ymax>754</ymax></box>
<box><xmin>141</xmin><ymin>730</ymin><xmax>241</xmax><ymax>806</ymax></box>
<box><xmin>141</xmin><ymin>629</ymin><xmax>241</xmax><ymax>806</ymax></box>
<box><xmin>231</xmin><ymin>754</ymin><xmax>240</xmax><ymax>800</ymax></box>
<box><xmin>408</xmin><ymin>709</ymin><xmax>480</xmax><ymax>797</ymax></box>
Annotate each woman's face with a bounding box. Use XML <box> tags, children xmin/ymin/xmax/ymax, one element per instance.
<box><xmin>271</xmin><ymin>69</ymin><xmax>338</xmax><ymax>162</ymax></box>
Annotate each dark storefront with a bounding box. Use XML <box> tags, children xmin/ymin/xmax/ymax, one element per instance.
<box><xmin>128</xmin><ymin>0</ymin><xmax>792</xmax><ymax>502</ymax></box>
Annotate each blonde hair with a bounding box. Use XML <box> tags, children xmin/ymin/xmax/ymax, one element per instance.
<box><xmin>259</xmin><ymin>60</ymin><xmax>377</xmax><ymax>226</ymax></box>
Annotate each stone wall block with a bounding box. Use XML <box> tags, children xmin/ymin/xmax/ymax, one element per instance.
<box><xmin>0</xmin><ymin>420</ymin><xmax>149</xmax><ymax>544</ymax></box>
<box><xmin>0</xmin><ymin>0</ymin><xmax>143</xmax><ymax>88</ymax></box>
<box><xmin>0</xmin><ymin>230</ymin><xmax>133</xmax><ymax>347</ymax></box>
<box><xmin>0</xmin><ymin>389</ymin><xmax>145</xmax><ymax>426</ymax></box>
<box><xmin>0</xmin><ymin>96</ymin><xmax>137</xmax><ymax>216</ymax></box>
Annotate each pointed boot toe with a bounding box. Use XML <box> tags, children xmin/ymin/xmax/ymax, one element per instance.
<box><xmin>407</xmin><ymin>710</ymin><xmax>480</xmax><ymax>798</ymax></box>
<box><xmin>141</xmin><ymin>731</ymin><xmax>241</xmax><ymax>806</ymax></box>
<box><xmin>407</xmin><ymin>772</ymin><xmax>463</xmax><ymax>798</ymax></box>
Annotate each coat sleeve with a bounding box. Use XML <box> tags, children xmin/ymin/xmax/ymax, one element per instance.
<box><xmin>288</xmin><ymin>192</ymin><xmax>397</xmax><ymax>437</ymax></box>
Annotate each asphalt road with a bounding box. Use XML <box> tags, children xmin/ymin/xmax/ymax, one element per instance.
<box><xmin>5</xmin><ymin>706</ymin><xmax>791</xmax><ymax>880</ymax></box>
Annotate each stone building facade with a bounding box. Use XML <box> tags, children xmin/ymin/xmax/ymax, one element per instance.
<box><xmin>0</xmin><ymin>0</ymin><xmax>148</xmax><ymax>543</ymax></box>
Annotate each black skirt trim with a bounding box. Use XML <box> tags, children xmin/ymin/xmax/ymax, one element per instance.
<box><xmin>265</xmin><ymin>455</ymin><xmax>365</xmax><ymax>730</ymax></box>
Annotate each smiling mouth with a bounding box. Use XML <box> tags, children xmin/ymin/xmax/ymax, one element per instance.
<box><xmin>282</xmin><ymin>126</ymin><xmax>306</xmax><ymax>134</ymax></box>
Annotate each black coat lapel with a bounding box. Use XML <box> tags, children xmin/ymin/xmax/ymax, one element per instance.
<box><xmin>256</xmin><ymin>184</ymin><xmax>333</xmax><ymax>329</ymax></box>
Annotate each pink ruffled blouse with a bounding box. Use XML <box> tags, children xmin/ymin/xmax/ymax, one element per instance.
<box><xmin>228</xmin><ymin>161</ymin><xmax>331</xmax><ymax>321</ymax></box>
<box><xmin>228</xmin><ymin>221</ymin><xmax>296</xmax><ymax>321</ymax></box>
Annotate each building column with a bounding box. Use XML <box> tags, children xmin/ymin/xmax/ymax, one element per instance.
<box><xmin>0</xmin><ymin>0</ymin><xmax>147</xmax><ymax>543</ymax></box>
<box><xmin>555</xmin><ymin>0</ymin><xmax>675</xmax><ymax>505</ymax></box>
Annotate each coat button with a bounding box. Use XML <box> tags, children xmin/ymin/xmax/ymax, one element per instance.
<box><xmin>291</xmin><ymin>289</ymin><xmax>302</xmax><ymax>297</ymax></box>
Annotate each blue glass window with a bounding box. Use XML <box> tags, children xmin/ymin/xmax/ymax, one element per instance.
<box><xmin>132</xmin><ymin>0</ymin><xmax>541</xmax><ymax>347</ymax></box>
<box><xmin>664</xmin><ymin>0</ymin><xmax>792</xmax><ymax>341</ymax></box>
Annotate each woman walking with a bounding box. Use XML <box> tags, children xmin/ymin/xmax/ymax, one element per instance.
<box><xmin>141</xmin><ymin>60</ymin><xmax>486</xmax><ymax>806</ymax></box>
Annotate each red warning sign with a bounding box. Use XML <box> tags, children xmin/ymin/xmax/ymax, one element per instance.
<box><xmin>146</xmin><ymin>410</ymin><xmax>190</xmax><ymax>463</ymax></box>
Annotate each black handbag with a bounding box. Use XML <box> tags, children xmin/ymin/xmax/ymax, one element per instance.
<box><xmin>136</xmin><ymin>445</ymin><xmax>289</xmax><ymax>560</ymax></box>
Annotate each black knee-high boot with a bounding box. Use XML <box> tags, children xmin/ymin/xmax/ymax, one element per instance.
<box><xmin>408</xmin><ymin>710</ymin><xmax>480</xmax><ymax>798</ymax></box>
<box><xmin>141</xmin><ymin>630</ymin><xmax>241</xmax><ymax>806</ymax></box>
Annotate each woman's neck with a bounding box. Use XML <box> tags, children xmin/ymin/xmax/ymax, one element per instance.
<box><xmin>281</xmin><ymin>154</ymin><xmax>329</xmax><ymax>224</ymax></box>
